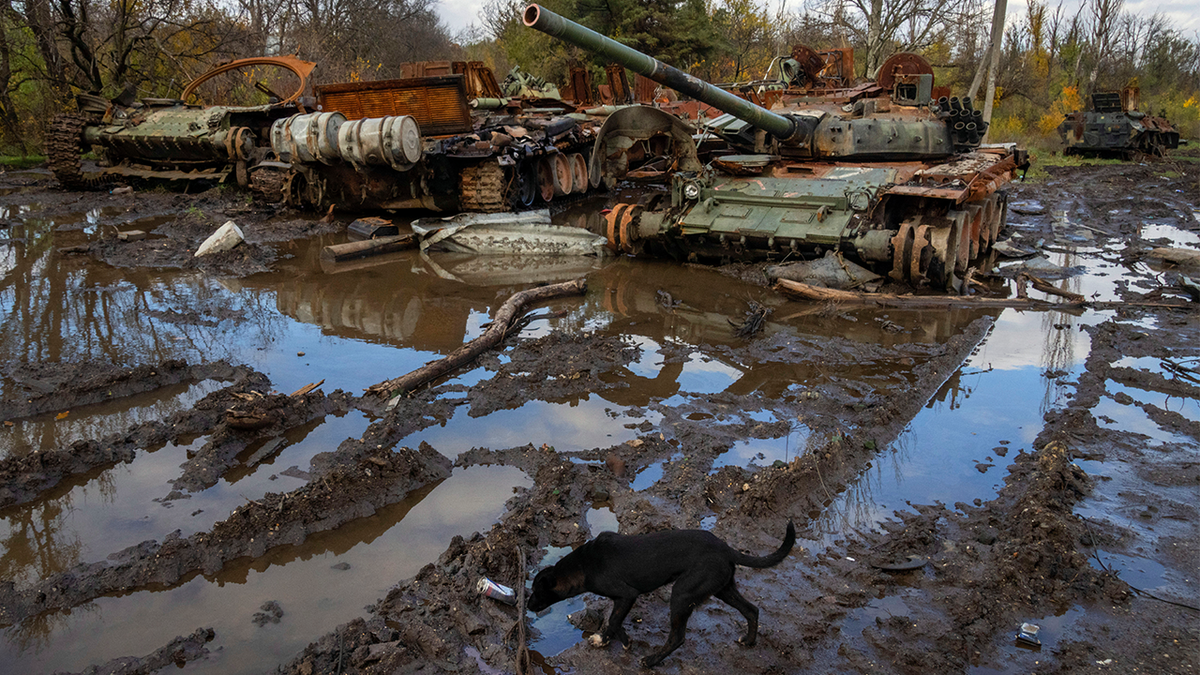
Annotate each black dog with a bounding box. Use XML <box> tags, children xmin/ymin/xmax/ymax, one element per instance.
<box><xmin>527</xmin><ymin>521</ymin><xmax>795</xmax><ymax>667</ymax></box>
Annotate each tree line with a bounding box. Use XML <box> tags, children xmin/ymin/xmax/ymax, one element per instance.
<box><xmin>0</xmin><ymin>0</ymin><xmax>1196</xmax><ymax>155</ymax></box>
<box><xmin>0</xmin><ymin>0</ymin><xmax>458</xmax><ymax>154</ymax></box>
<box><xmin>468</xmin><ymin>0</ymin><xmax>1199</xmax><ymax>144</ymax></box>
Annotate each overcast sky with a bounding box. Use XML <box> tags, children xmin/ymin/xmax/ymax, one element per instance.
<box><xmin>438</xmin><ymin>0</ymin><xmax>1200</xmax><ymax>42</ymax></box>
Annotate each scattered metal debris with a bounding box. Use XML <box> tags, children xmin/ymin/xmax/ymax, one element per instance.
<box><xmin>412</xmin><ymin>210</ymin><xmax>608</xmax><ymax>256</ymax></box>
<box><xmin>766</xmin><ymin>252</ymin><xmax>882</xmax><ymax>290</ymax></box>
<box><xmin>729</xmin><ymin>300</ymin><xmax>773</xmax><ymax>338</ymax></box>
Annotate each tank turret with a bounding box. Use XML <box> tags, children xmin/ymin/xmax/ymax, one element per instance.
<box><xmin>524</xmin><ymin>4</ymin><xmax>976</xmax><ymax>161</ymax></box>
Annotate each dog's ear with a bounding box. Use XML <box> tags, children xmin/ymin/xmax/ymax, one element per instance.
<box><xmin>553</xmin><ymin>568</ymin><xmax>586</xmax><ymax>596</ymax></box>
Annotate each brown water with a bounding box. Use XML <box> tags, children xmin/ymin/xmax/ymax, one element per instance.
<box><xmin>0</xmin><ymin>198</ymin><xmax>1192</xmax><ymax>674</ymax></box>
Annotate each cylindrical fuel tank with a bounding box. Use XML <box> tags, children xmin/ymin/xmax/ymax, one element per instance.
<box><xmin>337</xmin><ymin>116</ymin><xmax>423</xmax><ymax>171</ymax></box>
<box><xmin>271</xmin><ymin>112</ymin><xmax>346</xmax><ymax>164</ymax></box>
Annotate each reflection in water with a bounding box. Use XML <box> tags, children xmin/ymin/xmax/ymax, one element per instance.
<box><xmin>0</xmin><ymin>465</ymin><xmax>530</xmax><ymax>675</ymax></box>
<box><xmin>804</xmin><ymin>306</ymin><xmax>1093</xmax><ymax>551</ymax></box>
<box><xmin>0</xmin><ymin>214</ymin><xmax>289</xmax><ymax>393</ymax></box>
<box><xmin>0</xmin><ymin>380</ymin><xmax>223</xmax><ymax>458</ymax></box>
<box><xmin>0</xmin><ymin>494</ymin><xmax>86</xmax><ymax>586</ymax></box>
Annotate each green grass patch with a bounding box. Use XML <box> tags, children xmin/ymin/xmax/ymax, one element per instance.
<box><xmin>0</xmin><ymin>154</ymin><xmax>46</xmax><ymax>169</ymax></box>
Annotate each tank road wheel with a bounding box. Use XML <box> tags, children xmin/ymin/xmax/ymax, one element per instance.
<box><xmin>537</xmin><ymin>157</ymin><xmax>556</xmax><ymax>202</ymax></box>
<box><xmin>511</xmin><ymin>160</ymin><xmax>538</xmax><ymax>208</ymax></box>
<box><xmin>47</xmin><ymin>113</ymin><xmax>112</xmax><ymax>190</ymax></box>
<box><xmin>460</xmin><ymin>161</ymin><xmax>506</xmax><ymax>213</ymax></box>
<box><xmin>888</xmin><ymin>220</ymin><xmax>916</xmax><ymax>283</ymax></box>
<box><xmin>928</xmin><ymin>214</ymin><xmax>963</xmax><ymax>291</ymax></box>
<box><xmin>250</xmin><ymin>165</ymin><xmax>287</xmax><ymax>203</ymax></box>
<box><xmin>569</xmin><ymin>153</ymin><xmax>589</xmax><ymax>194</ymax></box>
<box><xmin>909</xmin><ymin>223</ymin><xmax>933</xmax><ymax>285</ymax></box>
<box><xmin>550</xmin><ymin>153</ymin><xmax>573</xmax><ymax>197</ymax></box>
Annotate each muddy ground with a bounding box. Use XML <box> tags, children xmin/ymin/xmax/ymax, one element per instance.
<box><xmin>0</xmin><ymin>153</ymin><xmax>1197</xmax><ymax>675</ymax></box>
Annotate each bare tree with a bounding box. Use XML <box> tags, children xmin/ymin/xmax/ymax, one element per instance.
<box><xmin>807</xmin><ymin>0</ymin><xmax>968</xmax><ymax>76</ymax></box>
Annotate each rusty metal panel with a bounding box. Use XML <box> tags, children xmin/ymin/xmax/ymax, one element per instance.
<box><xmin>569</xmin><ymin>66</ymin><xmax>594</xmax><ymax>106</ymax></box>
<box><xmin>606</xmin><ymin>64</ymin><xmax>631</xmax><ymax>104</ymax></box>
<box><xmin>464</xmin><ymin>62</ymin><xmax>503</xmax><ymax>99</ymax></box>
<box><xmin>633</xmin><ymin>74</ymin><xmax>657</xmax><ymax>103</ymax></box>
<box><xmin>399</xmin><ymin>61</ymin><xmax>455</xmax><ymax>79</ymax></box>
<box><xmin>316</xmin><ymin>76</ymin><xmax>473</xmax><ymax>136</ymax></box>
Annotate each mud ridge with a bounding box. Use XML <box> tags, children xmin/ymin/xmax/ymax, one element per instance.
<box><xmin>0</xmin><ymin>359</ymin><xmax>243</xmax><ymax>421</ymax></box>
<box><xmin>167</xmin><ymin>388</ymin><xmax>355</xmax><ymax>494</ymax></box>
<box><xmin>0</xmin><ymin>442</ymin><xmax>450</xmax><ymax>627</ymax></box>
<box><xmin>53</xmin><ymin>627</ymin><xmax>215</xmax><ymax>675</ymax></box>
<box><xmin>0</xmin><ymin>362</ymin><xmax>265</xmax><ymax>509</ymax></box>
<box><xmin>278</xmin><ymin>444</ymin><xmax>594</xmax><ymax>674</ymax></box>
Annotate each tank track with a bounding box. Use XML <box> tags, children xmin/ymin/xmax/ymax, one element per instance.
<box><xmin>250</xmin><ymin>166</ymin><xmax>286</xmax><ymax>203</ymax></box>
<box><xmin>47</xmin><ymin>113</ymin><xmax>114</xmax><ymax>190</ymax></box>
<box><xmin>459</xmin><ymin>161</ymin><xmax>506</xmax><ymax>213</ymax></box>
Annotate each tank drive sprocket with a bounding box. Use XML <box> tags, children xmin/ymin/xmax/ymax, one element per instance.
<box><xmin>47</xmin><ymin>113</ymin><xmax>112</xmax><ymax>190</ymax></box>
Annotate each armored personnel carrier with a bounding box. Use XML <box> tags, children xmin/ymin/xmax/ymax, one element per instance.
<box><xmin>524</xmin><ymin>4</ymin><xmax>1029</xmax><ymax>291</ymax></box>
<box><xmin>1058</xmin><ymin>89</ymin><xmax>1181</xmax><ymax>158</ymax></box>
<box><xmin>47</xmin><ymin>56</ymin><xmax>317</xmax><ymax>191</ymax></box>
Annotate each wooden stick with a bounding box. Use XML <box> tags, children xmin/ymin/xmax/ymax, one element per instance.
<box><xmin>773</xmin><ymin>279</ymin><xmax>1087</xmax><ymax>309</ymax></box>
<box><xmin>289</xmin><ymin>379</ymin><xmax>325</xmax><ymax>397</ymax></box>
<box><xmin>1021</xmin><ymin>273</ymin><xmax>1086</xmax><ymax>303</ymax></box>
<box><xmin>365</xmin><ymin>277</ymin><xmax>588</xmax><ymax>398</ymax></box>
<box><xmin>775</xmin><ymin>279</ymin><xmax>1193</xmax><ymax>311</ymax></box>
<box><xmin>320</xmin><ymin>234</ymin><xmax>416</xmax><ymax>263</ymax></box>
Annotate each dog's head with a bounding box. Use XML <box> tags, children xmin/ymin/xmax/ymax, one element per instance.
<box><xmin>527</xmin><ymin>564</ymin><xmax>583</xmax><ymax>612</ymax></box>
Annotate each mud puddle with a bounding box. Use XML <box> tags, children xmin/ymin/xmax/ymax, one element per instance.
<box><xmin>0</xmin><ymin>410</ymin><xmax>373</xmax><ymax>582</ymax></box>
<box><xmin>1</xmin><ymin>463</ymin><xmax>530</xmax><ymax>674</ymax></box>
<box><xmin>1</xmin><ymin>159</ymin><xmax>1197</xmax><ymax>674</ymax></box>
<box><xmin>0</xmin><ymin>197</ymin><xmax>1000</xmax><ymax>672</ymax></box>
<box><xmin>0</xmin><ymin>378</ymin><xmax>224</xmax><ymax>458</ymax></box>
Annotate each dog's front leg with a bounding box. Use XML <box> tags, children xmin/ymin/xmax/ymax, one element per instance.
<box><xmin>598</xmin><ymin>596</ymin><xmax>635</xmax><ymax>648</ymax></box>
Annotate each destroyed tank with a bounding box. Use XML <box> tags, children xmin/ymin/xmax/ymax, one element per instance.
<box><xmin>524</xmin><ymin>4</ymin><xmax>1030</xmax><ymax>290</ymax></box>
<box><xmin>1058</xmin><ymin>89</ymin><xmax>1181</xmax><ymax>158</ymax></box>
<box><xmin>47</xmin><ymin>56</ymin><xmax>317</xmax><ymax>192</ymax></box>
<box><xmin>47</xmin><ymin>56</ymin><xmax>602</xmax><ymax>214</ymax></box>
<box><xmin>272</xmin><ymin>61</ymin><xmax>603</xmax><ymax>213</ymax></box>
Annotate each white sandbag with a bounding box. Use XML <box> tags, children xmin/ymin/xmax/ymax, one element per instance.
<box><xmin>195</xmin><ymin>221</ymin><xmax>244</xmax><ymax>257</ymax></box>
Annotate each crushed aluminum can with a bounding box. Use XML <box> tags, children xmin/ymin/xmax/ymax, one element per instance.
<box><xmin>1015</xmin><ymin>622</ymin><xmax>1041</xmax><ymax>647</ymax></box>
<box><xmin>476</xmin><ymin>577</ymin><xmax>517</xmax><ymax>605</ymax></box>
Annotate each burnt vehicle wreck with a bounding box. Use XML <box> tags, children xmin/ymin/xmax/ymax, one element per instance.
<box><xmin>47</xmin><ymin>56</ymin><xmax>319</xmax><ymax>191</ymax></box>
<box><xmin>273</xmin><ymin>66</ymin><xmax>604</xmax><ymax>213</ymax></box>
<box><xmin>1057</xmin><ymin>87</ymin><xmax>1182</xmax><ymax>158</ymax></box>
<box><xmin>49</xmin><ymin>57</ymin><xmax>608</xmax><ymax>213</ymax></box>
<box><xmin>525</xmin><ymin>4</ymin><xmax>1030</xmax><ymax>291</ymax></box>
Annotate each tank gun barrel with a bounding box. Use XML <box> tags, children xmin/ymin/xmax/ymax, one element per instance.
<box><xmin>522</xmin><ymin>4</ymin><xmax>802</xmax><ymax>142</ymax></box>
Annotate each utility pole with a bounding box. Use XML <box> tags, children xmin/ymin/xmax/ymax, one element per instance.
<box><xmin>964</xmin><ymin>0</ymin><xmax>1009</xmax><ymax>139</ymax></box>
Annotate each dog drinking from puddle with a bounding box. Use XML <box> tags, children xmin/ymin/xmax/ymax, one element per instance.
<box><xmin>527</xmin><ymin>522</ymin><xmax>795</xmax><ymax>667</ymax></box>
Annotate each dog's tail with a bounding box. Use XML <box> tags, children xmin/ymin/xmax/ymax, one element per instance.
<box><xmin>734</xmin><ymin>521</ymin><xmax>796</xmax><ymax>568</ymax></box>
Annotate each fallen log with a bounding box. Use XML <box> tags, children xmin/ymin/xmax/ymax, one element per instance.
<box><xmin>366</xmin><ymin>277</ymin><xmax>588</xmax><ymax>398</ymax></box>
<box><xmin>1148</xmin><ymin>246</ymin><xmax>1200</xmax><ymax>271</ymax></box>
<box><xmin>320</xmin><ymin>234</ymin><xmax>416</xmax><ymax>263</ymax></box>
<box><xmin>1018</xmin><ymin>273</ymin><xmax>1086</xmax><ymax>303</ymax></box>
<box><xmin>775</xmin><ymin>279</ymin><xmax>1194</xmax><ymax>311</ymax></box>
<box><xmin>773</xmin><ymin>279</ymin><xmax>1087</xmax><ymax>309</ymax></box>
